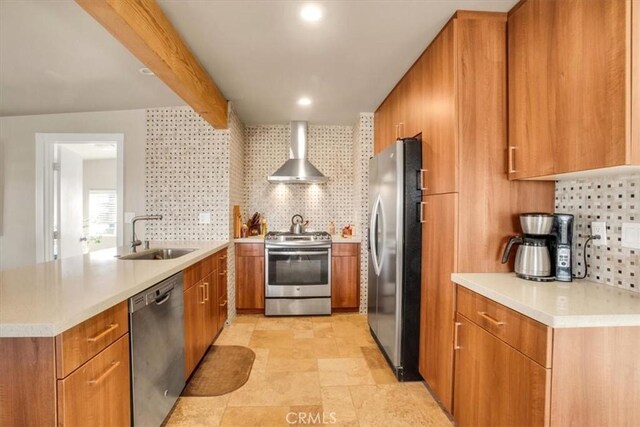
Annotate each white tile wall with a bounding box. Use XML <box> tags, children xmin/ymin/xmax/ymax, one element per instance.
<box><xmin>353</xmin><ymin>113</ymin><xmax>374</xmax><ymax>313</ymax></box>
<box><xmin>556</xmin><ymin>173</ymin><xmax>640</xmax><ymax>292</ymax></box>
<box><xmin>243</xmin><ymin>125</ymin><xmax>355</xmax><ymax>232</ymax></box>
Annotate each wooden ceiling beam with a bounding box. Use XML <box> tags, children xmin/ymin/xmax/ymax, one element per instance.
<box><xmin>76</xmin><ymin>0</ymin><xmax>228</xmax><ymax>129</ymax></box>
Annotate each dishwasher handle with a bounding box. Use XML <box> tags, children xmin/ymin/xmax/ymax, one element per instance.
<box><xmin>154</xmin><ymin>289</ymin><xmax>172</xmax><ymax>305</ymax></box>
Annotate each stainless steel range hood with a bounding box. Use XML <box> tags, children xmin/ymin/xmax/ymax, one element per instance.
<box><xmin>267</xmin><ymin>121</ymin><xmax>328</xmax><ymax>184</ymax></box>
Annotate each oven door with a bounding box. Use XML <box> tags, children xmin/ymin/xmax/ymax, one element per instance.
<box><xmin>265</xmin><ymin>247</ymin><xmax>331</xmax><ymax>297</ymax></box>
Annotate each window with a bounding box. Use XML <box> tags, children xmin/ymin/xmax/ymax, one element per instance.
<box><xmin>89</xmin><ymin>190</ymin><xmax>117</xmax><ymax>236</ymax></box>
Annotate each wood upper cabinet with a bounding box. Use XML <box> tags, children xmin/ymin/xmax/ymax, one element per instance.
<box><xmin>421</xmin><ymin>21</ymin><xmax>457</xmax><ymax>195</ymax></box>
<box><xmin>508</xmin><ymin>0</ymin><xmax>639</xmax><ymax>179</ymax></box>
<box><xmin>235</xmin><ymin>244</ymin><xmax>265</xmax><ymax>311</ymax></box>
<box><xmin>419</xmin><ymin>193</ymin><xmax>458</xmax><ymax>412</ymax></box>
<box><xmin>453</xmin><ymin>313</ymin><xmax>549</xmax><ymax>427</ymax></box>
<box><xmin>331</xmin><ymin>243</ymin><xmax>360</xmax><ymax>311</ymax></box>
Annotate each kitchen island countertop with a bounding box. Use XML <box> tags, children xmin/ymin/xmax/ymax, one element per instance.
<box><xmin>0</xmin><ymin>241</ymin><xmax>228</xmax><ymax>337</ymax></box>
<box><xmin>452</xmin><ymin>272</ymin><xmax>640</xmax><ymax>328</ymax></box>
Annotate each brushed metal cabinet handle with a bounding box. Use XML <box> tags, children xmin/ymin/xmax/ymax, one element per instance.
<box><xmin>88</xmin><ymin>361</ymin><xmax>120</xmax><ymax>385</ymax></box>
<box><xmin>87</xmin><ymin>323</ymin><xmax>119</xmax><ymax>342</ymax></box>
<box><xmin>478</xmin><ymin>311</ymin><xmax>506</xmax><ymax>327</ymax></box>
<box><xmin>454</xmin><ymin>322</ymin><xmax>462</xmax><ymax>350</ymax></box>
<box><xmin>203</xmin><ymin>282</ymin><xmax>209</xmax><ymax>302</ymax></box>
<box><xmin>508</xmin><ymin>146</ymin><xmax>517</xmax><ymax>174</ymax></box>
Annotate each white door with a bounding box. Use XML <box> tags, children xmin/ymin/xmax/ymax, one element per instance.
<box><xmin>57</xmin><ymin>146</ymin><xmax>84</xmax><ymax>259</ymax></box>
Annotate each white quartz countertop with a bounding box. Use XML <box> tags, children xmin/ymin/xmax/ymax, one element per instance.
<box><xmin>0</xmin><ymin>241</ymin><xmax>229</xmax><ymax>338</ymax></box>
<box><xmin>451</xmin><ymin>273</ymin><xmax>640</xmax><ymax>328</ymax></box>
<box><xmin>234</xmin><ymin>235</ymin><xmax>361</xmax><ymax>244</ymax></box>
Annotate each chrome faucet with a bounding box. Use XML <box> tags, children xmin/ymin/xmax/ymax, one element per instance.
<box><xmin>131</xmin><ymin>214</ymin><xmax>163</xmax><ymax>252</ymax></box>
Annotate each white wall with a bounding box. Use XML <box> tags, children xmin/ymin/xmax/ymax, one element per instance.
<box><xmin>83</xmin><ymin>159</ymin><xmax>117</xmax><ymax>252</ymax></box>
<box><xmin>0</xmin><ymin>109</ymin><xmax>147</xmax><ymax>270</ymax></box>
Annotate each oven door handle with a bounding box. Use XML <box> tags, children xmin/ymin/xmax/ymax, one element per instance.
<box><xmin>269</xmin><ymin>250</ymin><xmax>329</xmax><ymax>256</ymax></box>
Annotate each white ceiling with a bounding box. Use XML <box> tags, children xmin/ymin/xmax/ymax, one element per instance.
<box><xmin>0</xmin><ymin>0</ymin><xmax>183</xmax><ymax>117</ymax></box>
<box><xmin>0</xmin><ymin>0</ymin><xmax>517</xmax><ymax>125</ymax></box>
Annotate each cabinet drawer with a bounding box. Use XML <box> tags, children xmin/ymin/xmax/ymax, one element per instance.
<box><xmin>217</xmin><ymin>249</ymin><xmax>228</xmax><ymax>271</ymax></box>
<box><xmin>456</xmin><ymin>286</ymin><xmax>551</xmax><ymax>367</ymax></box>
<box><xmin>332</xmin><ymin>243</ymin><xmax>359</xmax><ymax>257</ymax></box>
<box><xmin>185</xmin><ymin>255</ymin><xmax>216</xmax><ymax>290</ymax></box>
<box><xmin>57</xmin><ymin>334</ymin><xmax>131</xmax><ymax>426</ymax></box>
<box><xmin>55</xmin><ymin>302</ymin><xmax>129</xmax><ymax>378</ymax></box>
<box><xmin>236</xmin><ymin>243</ymin><xmax>264</xmax><ymax>257</ymax></box>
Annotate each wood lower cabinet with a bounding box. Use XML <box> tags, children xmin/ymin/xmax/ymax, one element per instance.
<box><xmin>235</xmin><ymin>243</ymin><xmax>265</xmax><ymax>312</ymax></box>
<box><xmin>331</xmin><ymin>243</ymin><xmax>360</xmax><ymax>311</ymax></box>
<box><xmin>183</xmin><ymin>250</ymin><xmax>227</xmax><ymax>379</ymax></box>
<box><xmin>508</xmin><ymin>0</ymin><xmax>639</xmax><ymax>179</ymax></box>
<box><xmin>183</xmin><ymin>279</ymin><xmax>208</xmax><ymax>378</ymax></box>
<box><xmin>419</xmin><ymin>193</ymin><xmax>457</xmax><ymax>410</ymax></box>
<box><xmin>57</xmin><ymin>334</ymin><xmax>131</xmax><ymax>427</ymax></box>
<box><xmin>453</xmin><ymin>285</ymin><xmax>640</xmax><ymax>426</ymax></box>
<box><xmin>453</xmin><ymin>313</ymin><xmax>549</xmax><ymax>426</ymax></box>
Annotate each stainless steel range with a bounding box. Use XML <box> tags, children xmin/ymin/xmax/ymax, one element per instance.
<box><xmin>265</xmin><ymin>231</ymin><xmax>332</xmax><ymax>316</ymax></box>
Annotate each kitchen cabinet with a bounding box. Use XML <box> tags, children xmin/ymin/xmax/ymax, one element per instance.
<box><xmin>419</xmin><ymin>193</ymin><xmax>457</xmax><ymax>410</ymax></box>
<box><xmin>183</xmin><ymin>251</ymin><xmax>226</xmax><ymax>379</ymax></box>
<box><xmin>508</xmin><ymin>0</ymin><xmax>640</xmax><ymax>179</ymax></box>
<box><xmin>453</xmin><ymin>313</ymin><xmax>549</xmax><ymax>426</ymax></box>
<box><xmin>410</xmin><ymin>12</ymin><xmax>556</xmax><ymax>413</ymax></box>
<box><xmin>235</xmin><ymin>243</ymin><xmax>265</xmax><ymax>312</ymax></box>
<box><xmin>217</xmin><ymin>249</ymin><xmax>229</xmax><ymax>328</ymax></box>
<box><xmin>331</xmin><ymin>243</ymin><xmax>360</xmax><ymax>311</ymax></box>
<box><xmin>57</xmin><ymin>334</ymin><xmax>131</xmax><ymax>427</ymax></box>
<box><xmin>0</xmin><ymin>303</ymin><xmax>131</xmax><ymax>426</ymax></box>
<box><xmin>453</xmin><ymin>284</ymin><xmax>640</xmax><ymax>426</ymax></box>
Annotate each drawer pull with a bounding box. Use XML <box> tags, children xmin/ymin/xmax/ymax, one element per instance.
<box><xmin>454</xmin><ymin>322</ymin><xmax>462</xmax><ymax>350</ymax></box>
<box><xmin>87</xmin><ymin>323</ymin><xmax>119</xmax><ymax>342</ymax></box>
<box><xmin>219</xmin><ymin>300</ymin><xmax>228</xmax><ymax>307</ymax></box>
<box><xmin>478</xmin><ymin>311</ymin><xmax>506</xmax><ymax>327</ymax></box>
<box><xmin>508</xmin><ymin>146</ymin><xmax>517</xmax><ymax>173</ymax></box>
<box><xmin>220</xmin><ymin>255</ymin><xmax>228</xmax><ymax>260</ymax></box>
<box><xmin>203</xmin><ymin>282</ymin><xmax>209</xmax><ymax>302</ymax></box>
<box><xmin>88</xmin><ymin>361</ymin><xmax>120</xmax><ymax>385</ymax></box>
<box><xmin>219</xmin><ymin>270</ymin><xmax>227</xmax><ymax>276</ymax></box>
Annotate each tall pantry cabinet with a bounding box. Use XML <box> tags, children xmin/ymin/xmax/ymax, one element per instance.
<box><xmin>374</xmin><ymin>11</ymin><xmax>555</xmax><ymax>412</ymax></box>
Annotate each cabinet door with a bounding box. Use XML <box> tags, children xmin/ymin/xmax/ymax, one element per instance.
<box><xmin>204</xmin><ymin>271</ymin><xmax>218</xmax><ymax>345</ymax></box>
<box><xmin>421</xmin><ymin>21</ymin><xmax>458</xmax><ymax>194</ymax></box>
<box><xmin>419</xmin><ymin>193</ymin><xmax>457</xmax><ymax>411</ymax></box>
<box><xmin>392</xmin><ymin>79</ymin><xmax>407</xmax><ymax>139</ymax></box>
<box><xmin>184</xmin><ymin>282</ymin><xmax>207</xmax><ymax>378</ymax></box>
<box><xmin>507</xmin><ymin>0</ymin><xmax>556</xmax><ymax>179</ymax></box>
<box><xmin>453</xmin><ymin>314</ymin><xmax>549</xmax><ymax>426</ymax></box>
<box><xmin>404</xmin><ymin>57</ymin><xmax>424</xmax><ymax>138</ymax></box>
<box><xmin>236</xmin><ymin>255</ymin><xmax>265</xmax><ymax>310</ymax></box>
<box><xmin>217</xmin><ymin>266</ymin><xmax>228</xmax><ymax>331</ymax></box>
<box><xmin>57</xmin><ymin>334</ymin><xmax>131</xmax><ymax>427</ymax></box>
<box><xmin>331</xmin><ymin>255</ymin><xmax>359</xmax><ymax>310</ymax></box>
<box><xmin>375</xmin><ymin>95</ymin><xmax>394</xmax><ymax>154</ymax></box>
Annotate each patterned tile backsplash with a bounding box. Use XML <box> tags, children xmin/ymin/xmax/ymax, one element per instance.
<box><xmin>555</xmin><ymin>173</ymin><xmax>639</xmax><ymax>292</ymax></box>
<box><xmin>243</xmin><ymin>124</ymin><xmax>355</xmax><ymax>232</ymax></box>
<box><xmin>353</xmin><ymin>114</ymin><xmax>374</xmax><ymax>313</ymax></box>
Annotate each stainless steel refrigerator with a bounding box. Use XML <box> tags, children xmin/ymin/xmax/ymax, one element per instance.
<box><xmin>368</xmin><ymin>138</ymin><xmax>422</xmax><ymax>381</ymax></box>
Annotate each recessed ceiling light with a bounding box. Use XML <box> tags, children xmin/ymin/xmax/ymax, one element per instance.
<box><xmin>300</xmin><ymin>4</ymin><xmax>323</xmax><ymax>22</ymax></box>
<box><xmin>297</xmin><ymin>97</ymin><xmax>312</xmax><ymax>106</ymax></box>
<box><xmin>139</xmin><ymin>67</ymin><xmax>155</xmax><ymax>76</ymax></box>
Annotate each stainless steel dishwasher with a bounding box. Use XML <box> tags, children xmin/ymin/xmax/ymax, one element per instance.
<box><xmin>129</xmin><ymin>272</ymin><xmax>185</xmax><ymax>426</ymax></box>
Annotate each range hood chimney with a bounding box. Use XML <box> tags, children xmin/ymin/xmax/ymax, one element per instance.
<box><xmin>267</xmin><ymin>121</ymin><xmax>328</xmax><ymax>184</ymax></box>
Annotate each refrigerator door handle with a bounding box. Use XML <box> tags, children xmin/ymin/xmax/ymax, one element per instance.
<box><xmin>369</xmin><ymin>195</ymin><xmax>385</xmax><ymax>276</ymax></box>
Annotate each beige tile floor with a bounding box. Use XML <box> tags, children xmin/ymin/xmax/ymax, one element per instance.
<box><xmin>166</xmin><ymin>314</ymin><xmax>452</xmax><ymax>427</ymax></box>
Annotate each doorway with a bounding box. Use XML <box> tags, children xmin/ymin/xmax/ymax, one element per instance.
<box><xmin>35</xmin><ymin>133</ymin><xmax>124</xmax><ymax>262</ymax></box>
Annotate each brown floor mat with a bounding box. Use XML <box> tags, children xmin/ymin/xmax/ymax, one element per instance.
<box><xmin>182</xmin><ymin>345</ymin><xmax>256</xmax><ymax>396</ymax></box>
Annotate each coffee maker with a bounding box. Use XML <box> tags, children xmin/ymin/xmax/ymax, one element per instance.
<box><xmin>502</xmin><ymin>213</ymin><xmax>574</xmax><ymax>282</ymax></box>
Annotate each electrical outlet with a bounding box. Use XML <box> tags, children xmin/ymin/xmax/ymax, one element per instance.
<box><xmin>621</xmin><ymin>222</ymin><xmax>640</xmax><ymax>249</ymax></box>
<box><xmin>199</xmin><ymin>212</ymin><xmax>211</xmax><ymax>224</ymax></box>
<box><xmin>591</xmin><ymin>221</ymin><xmax>607</xmax><ymax>246</ymax></box>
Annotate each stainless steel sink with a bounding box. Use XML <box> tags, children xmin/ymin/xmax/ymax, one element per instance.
<box><xmin>117</xmin><ymin>248</ymin><xmax>196</xmax><ymax>260</ymax></box>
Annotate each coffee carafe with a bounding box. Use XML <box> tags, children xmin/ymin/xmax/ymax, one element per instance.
<box><xmin>502</xmin><ymin>213</ymin><xmax>554</xmax><ymax>281</ymax></box>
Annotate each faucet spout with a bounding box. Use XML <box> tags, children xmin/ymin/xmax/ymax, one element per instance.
<box><xmin>131</xmin><ymin>214</ymin><xmax>163</xmax><ymax>252</ymax></box>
